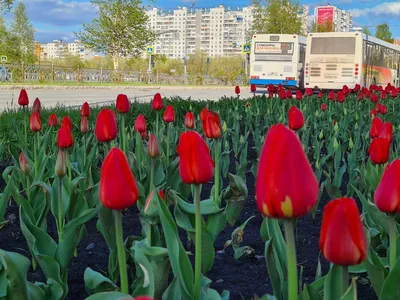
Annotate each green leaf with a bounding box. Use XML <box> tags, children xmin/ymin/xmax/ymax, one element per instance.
<box><xmin>205</xmin><ymin>212</ymin><xmax>226</xmax><ymax>243</ymax></box>
<box><xmin>380</xmin><ymin>257</ymin><xmax>400</xmax><ymax>300</ymax></box>
<box><xmin>162</xmin><ymin>277</ymin><xmax>181</xmax><ymax>300</ymax></box>
<box><xmin>340</xmin><ymin>278</ymin><xmax>357</xmax><ymax>300</ymax></box>
<box><xmin>265</xmin><ymin>239</ymin><xmax>284</xmax><ymax>300</ymax></box>
<box><xmin>223</xmin><ymin>173</ymin><xmax>248</xmax><ymax>226</ymax></box>
<box><xmin>84</xmin><ymin>267</ymin><xmax>118</xmax><ymax>295</ymax></box>
<box><xmin>178</xmin><ymin>198</ymin><xmax>221</xmax><ymax>215</ymax></box>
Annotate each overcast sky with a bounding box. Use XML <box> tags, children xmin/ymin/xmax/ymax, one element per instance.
<box><xmin>8</xmin><ymin>0</ymin><xmax>400</xmax><ymax>43</ymax></box>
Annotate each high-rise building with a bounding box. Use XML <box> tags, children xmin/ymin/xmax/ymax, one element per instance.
<box><xmin>314</xmin><ymin>5</ymin><xmax>352</xmax><ymax>32</ymax></box>
<box><xmin>39</xmin><ymin>40</ymin><xmax>96</xmax><ymax>60</ymax></box>
<box><xmin>146</xmin><ymin>5</ymin><xmax>255</xmax><ymax>58</ymax></box>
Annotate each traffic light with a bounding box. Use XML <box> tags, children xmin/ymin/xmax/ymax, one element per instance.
<box><xmin>151</xmin><ymin>55</ymin><xmax>155</xmax><ymax>68</ymax></box>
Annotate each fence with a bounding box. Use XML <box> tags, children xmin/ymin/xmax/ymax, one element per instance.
<box><xmin>0</xmin><ymin>63</ymin><xmax>247</xmax><ymax>86</ymax></box>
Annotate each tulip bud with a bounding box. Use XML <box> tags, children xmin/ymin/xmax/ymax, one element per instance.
<box><xmin>224</xmin><ymin>140</ymin><xmax>229</xmax><ymax>150</ymax></box>
<box><xmin>349</xmin><ymin>138</ymin><xmax>354</xmax><ymax>149</ymax></box>
<box><xmin>19</xmin><ymin>152</ymin><xmax>31</xmax><ymax>175</ymax></box>
<box><xmin>319</xmin><ymin>131</ymin><xmax>323</xmax><ymax>140</ymax></box>
<box><xmin>344</xmin><ymin>108</ymin><xmax>347</xmax><ymax>116</ymax></box>
<box><xmin>223</xmin><ymin>121</ymin><xmax>228</xmax><ymax>133</ymax></box>
<box><xmin>316</xmin><ymin>159</ymin><xmax>320</xmax><ymax>170</ymax></box>
<box><xmin>334</xmin><ymin>122</ymin><xmax>339</xmax><ymax>132</ymax></box>
<box><xmin>315</xmin><ymin>111</ymin><xmax>319</xmax><ymax>117</ymax></box>
<box><xmin>355</xmin><ymin>123</ymin><xmax>359</xmax><ymax>130</ymax></box>
<box><xmin>364</xmin><ymin>132</ymin><xmax>369</xmax><ymax>140</ymax></box>
<box><xmin>239</xmin><ymin>135</ymin><xmax>245</xmax><ymax>144</ymax></box>
<box><xmin>333</xmin><ymin>138</ymin><xmax>339</xmax><ymax>151</ymax></box>
<box><xmin>55</xmin><ymin>150</ymin><xmax>66</xmax><ymax>178</ymax></box>
<box><xmin>147</xmin><ymin>133</ymin><xmax>159</xmax><ymax>158</ymax></box>
<box><xmin>355</xmin><ymin>112</ymin><xmax>359</xmax><ymax>121</ymax></box>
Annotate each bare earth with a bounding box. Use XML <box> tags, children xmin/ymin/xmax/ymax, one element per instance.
<box><xmin>0</xmin><ymin>86</ymin><xmax>253</xmax><ymax>110</ymax></box>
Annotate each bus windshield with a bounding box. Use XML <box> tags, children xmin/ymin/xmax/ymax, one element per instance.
<box><xmin>310</xmin><ymin>37</ymin><xmax>356</xmax><ymax>55</ymax></box>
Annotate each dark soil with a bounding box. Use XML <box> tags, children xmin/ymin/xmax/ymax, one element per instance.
<box><xmin>0</xmin><ymin>136</ymin><xmax>378</xmax><ymax>300</ymax></box>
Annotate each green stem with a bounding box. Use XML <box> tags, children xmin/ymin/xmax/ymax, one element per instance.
<box><xmin>156</xmin><ymin>111</ymin><xmax>159</xmax><ymax>136</ymax></box>
<box><xmin>83</xmin><ymin>134</ymin><xmax>87</xmax><ymax>170</ymax></box>
<box><xmin>24</xmin><ymin>107</ymin><xmax>27</xmax><ymax>147</ymax></box>
<box><xmin>283</xmin><ymin>219</ymin><xmax>298</xmax><ymax>300</ymax></box>
<box><xmin>166</xmin><ymin>123</ymin><xmax>171</xmax><ymax>165</ymax></box>
<box><xmin>26</xmin><ymin>176</ymin><xmax>31</xmax><ymax>201</ymax></box>
<box><xmin>31</xmin><ymin>254</ymin><xmax>37</xmax><ymax>271</ymax></box>
<box><xmin>147</xmin><ymin>223</ymin><xmax>152</xmax><ymax>247</ymax></box>
<box><xmin>150</xmin><ymin>159</ymin><xmax>155</xmax><ymax>191</ymax></box>
<box><xmin>135</xmin><ymin>132</ymin><xmax>141</xmax><ymax>166</ymax></box>
<box><xmin>58</xmin><ymin>177</ymin><xmax>63</xmax><ymax>242</ymax></box>
<box><xmin>214</xmin><ymin>139</ymin><xmax>220</xmax><ymax>206</ymax></box>
<box><xmin>194</xmin><ymin>184</ymin><xmax>202</xmax><ymax>300</ymax></box>
<box><xmin>114</xmin><ymin>210</ymin><xmax>129</xmax><ymax>294</ymax></box>
<box><xmin>121</xmin><ymin>114</ymin><xmax>126</xmax><ymax>154</ymax></box>
<box><xmin>342</xmin><ymin>265</ymin><xmax>349</xmax><ymax>296</ymax></box>
<box><xmin>67</xmin><ymin>151</ymin><xmax>72</xmax><ymax>185</ymax></box>
<box><xmin>34</xmin><ymin>133</ymin><xmax>38</xmax><ymax>178</ymax></box>
<box><xmin>389</xmin><ymin>215</ymin><xmax>397</xmax><ymax>271</ymax></box>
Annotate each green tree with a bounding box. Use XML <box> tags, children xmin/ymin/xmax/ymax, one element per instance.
<box><xmin>250</xmin><ymin>0</ymin><xmax>304</xmax><ymax>35</ymax></box>
<box><xmin>0</xmin><ymin>0</ymin><xmax>14</xmax><ymax>13</ymax></box>
<box><xmin>375</xmin><ymin>23</ymin><xmax>394</xmax><ymax>43</ymax></box>
<box><xmin>10</xmin><ymin>2</ymin><xmax>35</xmax><ymax>64</ymax></box>
<box><xmin>362</xmin><ymin>26</ymin><xmax>372</xmax><ymax>35</ymax></box>
<box><xmin>76</xmin><ymin>0</ymin><xmax>155</xmax><ymax>70</ymax></box>
<box><xmin>310</xmin><ymin>20</ymin><xmax>333</xmax><ymax>33</ymax></box>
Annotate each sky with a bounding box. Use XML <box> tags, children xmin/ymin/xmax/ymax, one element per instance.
<box><xmin>8</xmin><ymin>0</ymin><xmax>400</xmax><ymax>43</ymax></box>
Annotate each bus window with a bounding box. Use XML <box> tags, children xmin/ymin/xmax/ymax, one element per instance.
<box><xmin>299</xmin><ymin>44</ymin><xmax>306</xmax><ymax>63</ymax></box>
<box><xmin>311</xmin><ymin>37</ymin><xmax>355</xmax><ymax>55</ymax></box>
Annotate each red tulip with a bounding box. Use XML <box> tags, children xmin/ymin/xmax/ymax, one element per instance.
<box><xmin>358</xmin><ymin>91</ymin><xmax>364</xmax><ymax>101</ymax></box>
<box><xmin>116</xmin><ymin>94</ymin><xmax>130</xmax><ymax>114</ymax></box>
<box><xmin>353</xmin><ymin>84</ymin><xmax>360</xmax><ymax>92</ymax></box>
<box><xmin>184</xmin><ymin>112</ymin><xmax>194</xmax><ymax>129</ymax></box>
<box><xmin>279</xmin><ymin>89</ymin><xmax>286</xmax><ymax>100</ymax></box>
<box><xmin>391</xmin><ymin>88</ymin><xmax>398</xmax><ymax>98</ymax></box>
<box><xmin>379</xmin><ymin>104</ymin><xmax>387</xmax><ymax>115</ymax></box>
<box><xmin>235</xmin><ymin>85</ymin><xmax>240</xmax><ymax>95</ymax></box>
<box><xmin>320</xmin><ymin>197</ymin><xmax>367</xmax><ymax>266</ymax></box>
<box><xmin>32</xmin><ymin>98</ymin><xmax>41</xmax><ymax>113</ymax></box>
<box><xmin>305</xmin><ymin>88</ymin><xmax>313</xmax><ymax>97</ymax></box>
<box><xmin>379</xmin><ymin>122</ymin><xmax>393</xmax><ymax>142</ymax></box>
<box><xmin>152</xmin><ymin>93</ymin><xmax>163</xmax><ymax>110</ymax></box>
<box><xmin>148</xmin><ymin>133</ymin><xmax>159</xmax><ymax>158</ymax></box>
<box><xmin>140</xmin><ymin>131</ymin><xmax>147</xmax><ymax>140</ymax></box>
<box><xmin>370</xmin><ymin>109</ymin><xmax>378</xmax><ymax>118</ymax></box>
<box><xmin>268</xmin><ymin>84</ymin><xmax>275</xmax><ymax>94</ymax></box>
<box><xmin>61</xmin><ymin>116</ymin><xmax>72</xmax><ymax>131</ymax></box>
<box><xmin>374</xmin><ymin>159</ymin><xmax>400</xmax><ymax>213</ymax></box>
<box><xmin>268</xmin><ymin>91</ymin><xmax>273</xmax><ymax>98</ymax></box>
<box><xmin>381</xmin><ymin>91</ymin><xmax>386</xmax><ymax>100</ymax></box>
<box><xmin>30</xmin><ymin>112</ymin><xmax>41</xmax><ymax>132</ymax></box>
<box><xmin>202</xmin><ymin>111</ymin><xmax>221</xmax><ymax>139</ymax></box>
<box><xmin>337</xmin><ymin>91</ymin><xmax>345</xmax><ymax>103</ymax></box>
<box><xmin>163</xmin><ymin>105</ymin><xmax>175</xmax><ymax>123</ymax></box>
<box><xmin>19</xmin><ymin>152</ymin><xmax>30</xmax><ymax>175</ymax></box>
<box><xmin>369</xmin><ymin>138</ymin><xmax>390</xmax><ymax>165</ymax></box>
<box><xmin>370</xmin><ymin>117</ymin><xmax>383</xmax><ymax>138</ymax></box>
<box><xmin>328</xmin><ymin>91</ymin><xmax>335</xmax><ymax>101</ymax></box>
<box><xmin>371</xmin><ymin>93</ymin><xmax>379</xmax><ymax>103</ymax></box>
<box><xmin>134</xmin><ymin>114</ymin><xmax>146</xmax><ymax>133</ymax></box>
<box><xmin>364</xmin><ymin>88</ymin><xmax>371</xmax><ymax>98</ymax></box>
<box><xmin>286</xmin><ymin>89</ymin><xmax>292</xmax><ymax>99</ymax></box>
<box><xmin>57</xmin><ymin>125</ymin><xmax>74</xmax><ymax>149</ymax></box>
<box><xmin>177</xmin><ymin>131</ymin><xmax>214</xmax><ymax>184</ymax></box>
<box><xmin>81</xmin><ymin>102</ymin><xmax>90</xmax><ymax>117</ymax></box>
<box><xmin>100</xmin><ymin>148</ymin><xmax>139</xmax><ymax>210</ymax></box>
<box><xmin>95</xmin><ymin>109</ymin><xmax>118</xmax><ymax>142</ymax></box>
<box><xmin>80</xmin><ymin>116</ymin><xmax>89</xmax><ymax>134</ymax></box>
<box><xmin>342</xmin><ymin>85</ymin><xmax>349</xmax><ymax>96</ymax></box>
<box><xmin>256</xmin><ymin>124</ymin><xmax>318</xmax><ymax>218</ymax></box>
<box><xmin>321</xmin><ymin>104</ymin><xmax>327</xmax><ymax>111</ymax></box>
<box><xmin>48</xmin><ymin>114</ymin><xmax>58</xmax><ymax>127</ymax></box>
<box><xmin>200</xmin><ymin>107</ymin><xmax>208</xmax><ymax>122</ymax></box>
<box><xmin>288</xmin><ymin>106</ymin><xmax>304</xmax><ymax>131</ymax></box>
<box><xmin>18</xmin><ymin>89</ymin><xmax>29</xmax><ymax>106</ymax></box>
<box><xmin>250</xmin><ymin>84</ymin><xmax>256</xmax><ymax>93</ymax></box>
<box><xmin>318</xmin><ymin>91</ymin><xmax>323</xmax><ymax>99</ymax></box>
<box><xmin>295</xmin><ymin>90</ymin><xmax>302</xmax><ymax>100</ymax></box>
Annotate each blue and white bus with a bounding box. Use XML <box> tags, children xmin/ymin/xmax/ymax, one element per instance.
<box><xmin>249</xmin><ymin>34</ymin><xmax>307</xmax><ymax>90</ymax></box>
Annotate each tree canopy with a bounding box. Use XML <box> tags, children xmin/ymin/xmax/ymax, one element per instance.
<box><xmin>76</xmin><ymin>0</ymin><xmax>155</xmax><ymax>70</ymax></box>
<box><xmin>250</xmin><ymin>0</ymin><xmax>304</xmax><ymax>36</ymax></box>
<box><xmin>375</xmin><ymin>23</ymin><xmax>394</xmax><ymax>43</ymax></box>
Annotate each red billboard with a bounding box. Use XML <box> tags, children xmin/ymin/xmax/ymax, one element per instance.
<box><xmin>317</xmin><ymin>7</ymin><xmax>334</xmax><ymax>26</ymax></box>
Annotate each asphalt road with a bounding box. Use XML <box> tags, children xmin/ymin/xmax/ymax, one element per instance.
<box><xmin>0</xmin><ymin>86</ymin><xmax>254</xmax><ymax>110</ymax></box>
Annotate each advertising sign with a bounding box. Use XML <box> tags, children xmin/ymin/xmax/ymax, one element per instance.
<box><xmin>317</xmin><ymin>7</ymin><xmax>334</xmax><ymax>26</ymax></box>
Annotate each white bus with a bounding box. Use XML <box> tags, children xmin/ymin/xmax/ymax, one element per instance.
<box><xmin>249</xmin><ymin>34</ymin><xmax>307</xmax><ymax>90</ymax></box>
<box><xmin>304</xmin><ymin>31</ymin><xmax>400</xmax><ymax>90</ymax></box>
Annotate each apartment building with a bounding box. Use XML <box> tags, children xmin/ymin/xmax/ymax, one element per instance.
<box><xmin>147</xmin><ymin>5</ymin><xmax>255</xmax><ymax>58</ymax></box>
<box><xmin>39</xmin><ymin>40</ymin><xmax>95</xmax><ymax>60</ymax></box>
<box><xmin>314</xmin><ymin>5</ymin><xmax>352</xmax><ymax>32</ymax></box>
